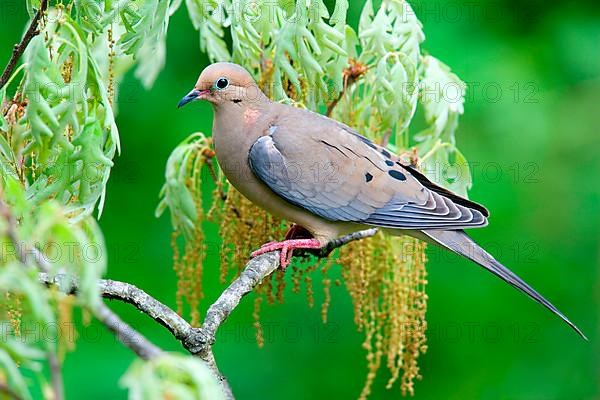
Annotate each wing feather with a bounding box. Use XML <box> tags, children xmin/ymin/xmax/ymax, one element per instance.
<box><xmin>247</xmin><ymin>111</ymin><xmax>489</xmax><ymax>230</ymax></box>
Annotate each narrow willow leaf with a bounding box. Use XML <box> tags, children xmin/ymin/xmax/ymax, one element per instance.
<box><xmin>186</xmin><ymin>0</ymin><xmax>232</xmax><ymax>62</ymax></box>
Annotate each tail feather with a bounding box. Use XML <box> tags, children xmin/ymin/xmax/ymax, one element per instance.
<box><xmin>417</xmin><ymin>229</ymin><xmax>587</xmax><ymax>340</ymax></box>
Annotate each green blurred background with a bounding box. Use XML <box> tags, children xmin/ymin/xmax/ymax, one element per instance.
<box><xmin>1</xmin><ymin>0</ymin><xmax>599</xmax><ymax>398</ymax></box>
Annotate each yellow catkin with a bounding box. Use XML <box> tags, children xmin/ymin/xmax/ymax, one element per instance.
<box><xmin>217</xmin><ymin>187</ymin><xmax>287</xmax><ymax>342</ymax></box>
<box><xmin>305</xmin><ymin>273</ymin><xmax>314</xmax><ymax>308</ymax></box>
<box><xmin>340</xmin><ymin>233</ymin><xmax>428</xmax><ymax>397</ymax></box>
<box><xmin>252</xmin><ymin>296</ymin><xmax>264</xmax><ymax>348</ymax></box>
<box><xmin>218</xmin><ymin>191</ymin><xmax>235</xmax><ymax>283</ymax></box>
<box><xmin>291</xmin><ymin>265</ymin><xmax>301</xmax><ymax>294</ymax></box>
<box><xmin>60</xmin><ymin>56</ymin><xmax>73</xmax><ymax>84</ymax></box>
<box><xmin>5</xmin><ymin>292</ymin><xmax>22</xmax><ymax>337</ymax></box>
<box><xmin>274</xmin><ymin>269</ymin><xmax>286</xmax><ymax>305</ymax></box>
<box><xmin>320</xmin><ymin>257</ymin><xmax>334</xmax><ymax>323</ymax></box>
<box><xmin>171</xmin><ymin>231</ymin><xmax>184</xmax><ymax>316</ymax></box>
<box><xmin>170</xmin><ymin>144</ymin><xmax>208</xmax><ymax>324</ymax></box>
<box><xmin>302</xmin><ymin>260</ymin><xmax>318</xmax><ymax>309</ymax></box>
<box><xmin>258</xmin><ymin>59</ymin><xmax>274</xmax><ymax>98</ymax></box>
<box><xmin>58</xmin><ymin>294</ymin><xmax>76</xmax><ymax>360</ymax></box>
<box><xmin>263</xmin><ymin>271</ymin><xmax>275</xmax><ymax>306</ymax></box>
<box><xmin>186</xmin><ymin>163</ymin><xmax>206</xmax><ymax>326</ymax></box>
<box><xmin>107</xmin><ymin>24</ymin><xmax>115</xmax><ymax>106</ymax></box>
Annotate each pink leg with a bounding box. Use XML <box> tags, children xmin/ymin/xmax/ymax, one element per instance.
<box><xmin>251</xmin><ymin>238</ymin><xmax>322</xmax><ymax>269</ymax></box>
<box><xmin>254</xmin><ymin>225</ymin><xmax>311</xmax><ymax>252</ymax></box>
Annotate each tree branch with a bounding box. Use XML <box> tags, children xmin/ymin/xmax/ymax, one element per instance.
<box><xmin>38</xmin><ymin>228</ymin><xmax>377</xmax><ymax>399</ymax></box>
<box><xmin>43</xmin><ymin>229</ymin><xmax>376</xmax><ymax>354</ymax></box>
<box><xmin>0</xmin><ymin>0</ymin><xmax>48</xmax><ymax>90</ymax></box>
<box><xmin>94</xmin><ymin>302</ymin><xmax>163</xmax><ymax>360</ymax></box>
<box><xmin>39</xmin><ymin>273</ymin><xmax>233</xmax><ymax>399</ymax></box>
<box><xmin>6</xmin><ymin>173</ymin><xmax>375</xmax><ymax>400</ymax></box>
<box><xmin>318</xmin><ymin>228</ymin><xmax>378</xmax><ymax>257</ymax></box>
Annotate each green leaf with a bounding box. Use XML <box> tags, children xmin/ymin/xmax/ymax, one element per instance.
<box><xmin>156</xmin><ymin>132</ymin><xmax>209</xmax><ymax>240</ymax></box>
<box><xmin>0</xmin><ymin>263</ymin><xmax>54</xmax><ymax>327</ymax></box>
<box><xmin>186</xmin><ymin>0</ymin><xmax>231</xmax><ymax>62</ymax></box>
<box><xmin>121</xmin><ymin>353</ymin><xmax>225</xmax><ymax>400</ymax></box>
<box><xmin>0</xmin><ymin>348</ymin><xmax>33</xmax><ymax>400</ymax></box>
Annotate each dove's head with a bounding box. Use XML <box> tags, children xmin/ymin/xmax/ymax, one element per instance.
<box><xmin>178</xmin><ymin>62</ymin><xmax>266</xmax><ymax>108</ymax></box>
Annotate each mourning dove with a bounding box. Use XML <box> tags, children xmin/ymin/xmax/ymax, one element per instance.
<box><xmin>178</xmin><ymin>62</ymin><xmax>585</xmax><ymax>339</ymax></box>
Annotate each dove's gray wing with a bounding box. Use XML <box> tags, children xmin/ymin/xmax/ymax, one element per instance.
<box><xmin>248</xmin><ymin>111</ymin><xmax>488</xmax><ymax>230</ymax></box>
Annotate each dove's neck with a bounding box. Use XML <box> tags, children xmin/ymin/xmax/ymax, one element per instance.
<box><xmin>212</xmin><ymin>97</ymin><xmax>272</xmax><ymax>188</ymax></box>
<box><xmin>212</xmin><ymin>98</ymin><xmax>271</xmax><ymax>143</ymax></box>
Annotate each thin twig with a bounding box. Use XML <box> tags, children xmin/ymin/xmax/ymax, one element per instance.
<box><xmin>326</xmin><ymin>77</ymin><xmax>349</xmax><ymax>117</ymax></box>
<box><xmin>319</xmin><ymin>228</ymin><xmax>378</xmax><ymax>257</ymax></box>
<box><xmin>31</xmin><ymin>275</ymin><xmax>163</xmax><ymax>361</ymax></box>
<box><xmin>0</xmin><ymin>0</ymin><xmax>48</xmax><ymax>90</ymax></box>
<box><xmin>380</xmin><ymin>129</ymin><xmax>393</xmax><ymax>148</ymax></box>
<box><xmin>47</xmin><ymin>351</ymin><xmax>64</xmax><ymax>400</ymax></box>
<box><xmin>94</xmin><ymin>302</ymin><xmax>162</xmax><ymax>360</ymax></box>
<box><xmin>326</xmin><ymin>59</ymin><xmax>367</xmax><ymax>117</ymax></box>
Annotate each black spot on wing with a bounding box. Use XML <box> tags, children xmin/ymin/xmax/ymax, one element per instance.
<box><xmin>365</xmin><ymin>172</ymin><xmax>373</xmax><ymax>182</ymax></box>
<box><xmin>381</xmin><ymin>149</ymin><xmax>391</xmax><ymax>158</ymax></box>
<box><xmin>388</xmin><ymin>170</ymin><xmax>406</xmax><ymax>181</ymax></box>
<box><xmin>385</xmin><ymin>160</ymin><xmax>394</xmax><ymax>166</ymax></box>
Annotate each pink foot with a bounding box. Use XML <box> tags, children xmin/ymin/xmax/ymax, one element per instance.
<box><xmin>251</xmin><ymin>238</ymin><xmax>322</xmax><ymax>269</ymax></box>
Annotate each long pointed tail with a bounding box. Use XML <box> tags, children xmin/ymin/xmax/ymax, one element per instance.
<box><xmin>417</xmin><ymin>229</ymin><xmax>586</xmax><ymax>340</ymax></box>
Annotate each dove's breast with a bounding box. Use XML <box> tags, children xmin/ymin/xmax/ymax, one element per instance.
<box><xmin>211</xmin><ymin>104</ymin><xmax>358</xmax><ymax>243</ymax></box>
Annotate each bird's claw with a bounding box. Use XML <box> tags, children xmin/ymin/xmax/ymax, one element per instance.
<box><xmin>250</xmin><ymin>238</ymin><xmax>322</xmax><ymax>269</ymax></box>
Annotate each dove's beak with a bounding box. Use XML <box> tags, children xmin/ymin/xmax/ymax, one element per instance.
<box><xmin>177</xmin><ymin>89</ymin><xmax>210</xmax><ymax>108</ymax></box>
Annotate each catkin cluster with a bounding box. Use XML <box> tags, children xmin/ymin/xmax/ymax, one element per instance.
<box><xmin>339</xmin><ymin>234</ymin><xmax>428</xmax><ymax>397</ymax></box>
<box><xmin>171</xmin><ymin>142</ymin><xmax>208</xmax><ymax>326</ymax></box>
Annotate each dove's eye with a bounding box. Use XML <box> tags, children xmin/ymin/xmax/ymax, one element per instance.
<box><xmin>215</xmin><ymin>77</ymin><xmax>229</xmax><ymax>90</ymax></box>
